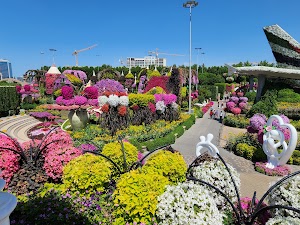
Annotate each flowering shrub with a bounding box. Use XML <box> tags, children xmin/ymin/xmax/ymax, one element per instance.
<box><xmin>74</xmin><ymin>95</ymin><xmax>88</xmax><ymax>105</ymax></box>
<box><xmin>255</xmin><ymin>162</ymin><xmax>291</xmax><ymax>176</ymax></box>
<box><xmin>231</xmin><ymin>107</ymin><xmax>242</xmax><ymax>115</ymax></box>
<box><xmin>128</xmin><ymin>93</ymin><xmax>155</xmax><ymax>107</ymax></box>
<box><xmin>94</xmin><ymin>79</ymin><xmax>126</xmax><ymax>94</ymax></box>
<box><xmin>102</xmin><ymin>142</ymin><xmax>138</xmax><ymax>173</ymax></box>
<box><xmin>107</xmin><ymin>94</ymin><xmax>120</xmax><ymax>107</ymax></box>
<box><xmin>63</xmin><ymin>153</ymin><xmax>112</xmax><ymax>195</ymax></box>
<box><xmin>156</xmin><ymin>182</ymin><xmax>223</xmax><ymax>224</ymax></box>
<box><xmin>63</xmin><ymin>70</ymin><xmax>87</xmax><ymax>81</ymax></box>
<box><xmin>266</xmin><ymin>216</ymin><xmax>300</xmax><ymax>225</ymax></box>
<box><xmin>78</xmin><ymin>143</ymin><xmax>98</xmax><ymax>152</ymax></box>
<box><xmin>226</xmin><ymin>101</ymin><xmax>235</xmax><ymax>110</ymax></box>
<box><xmin>201</xmin><ymin>101</ymin><xmax>214</xmax><ymax>114</ymax></box>
<box><xmin>144</xmin><ymin>76</ymin><xmax>170</xmax><ymax>93</ymax></box>
<box><xmin>113</xmin><ymin>170</ymin><xmax>169</xmax><ymax>225</ymax></box>
<box><xmin>191</xmin><ymin>159</ymin><xmax>240</xmax><ymax>211</ymax></box>
<box><xmin>267</xmin><ymin>175</ymin><xmax>300</xmax><ymax>217</ymax></box>
<box><xmin>248</xmin><ymin>113</ymin><xmax>267</xmax><ymax>132</ymax></box>
<box><xmin>17</xmin><ymin>84</ymin><xmax>40</xmax><ymax>102</ymax></box>
<box><xmin>156</xmin><ymin>101</ymin><xmax>166</xmax><ymax>113</ymax></box>
<box><xmin>43</xmin><ymin>146</ymin><xmax>82</xmax><ymax>180</ymax></box>
<box><xmin>61</xmin><ymin>85</ymin><xmax>74</xmax><ymax>100</ymax></box>
<box><xmin>238</xmin><ymin>197</ymin><xmax>271</xmax><ymax>224</ymax></box>
<box><xmin>83</xmin><ymin>86</ymin><xmax>98</xmax><ymax>99</ymax></box>
<box><xmin>142</xmin><ymin>150</ymin><xmax>187</xmax><ymax>184</ymax></box>
<box><xmin>45</xmin><ymin>73</ymin><xmax>59</xmax><ymax>94</ymax></box>
<box><xmin>29</xmin><ymin>112</ymin><xmax>53</xmax><ymax>120</ymax></box>
<box><xmin>0</xmin><ymin>149</ymin><xmax>20</xmax><ymax>188</ymax></box>
<box><xmin>226</xmin><ymin>95</ymin><xmax>248</xmax><ymax>114</ymax></box>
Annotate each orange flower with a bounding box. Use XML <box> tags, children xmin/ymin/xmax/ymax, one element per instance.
<box><xmin>118</xmin><ymin>106</ymin><xmax>127</xmax><ymax>116</ymax></box>
<box><xmin>101</xmin><ymin>104</ymin><xmax>110</xmax><ymax>113</ymax></box>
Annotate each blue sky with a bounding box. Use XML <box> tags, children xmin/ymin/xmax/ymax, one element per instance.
<box><xmin>1</xmin><ymin>0</ymin><xmax>300</xmax><ymax>77</ymax></box>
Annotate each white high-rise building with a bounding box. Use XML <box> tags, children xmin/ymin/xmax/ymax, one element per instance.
<box><xmin>126</xmin><ymin>56</ymin><xmax>166</xmax><ymax>68</ymax></box>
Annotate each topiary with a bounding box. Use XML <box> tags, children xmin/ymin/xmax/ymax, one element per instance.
<box><xmin>142</xmin><ymin>150</ymin><xmax>187</xmax><ymax>184</ymax></box>
<box><xmin>128</xmin><ymin>93</ymin><xmax>155</xmax><ymax>107</ymax></box>
<box><xmin>102</xmin><ymin>141</ymin><xmax>138</xmax><ymax>174</ymax></box>
<box><xmin>113</xmin><ymin>170</ymin><xmax>169</xmax><ymax>225</ymax></box>
<box><xmin>62</xmin><ymin>153</ymin><xmax>112</xmax><ymax>195</ymax></box>
<box><xmin>236</xmin><ymin>143</ymin><xmax>256</xmax><ymax>160</ymax></box>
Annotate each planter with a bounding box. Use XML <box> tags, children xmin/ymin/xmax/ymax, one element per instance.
<box><xmin>68</xmin><ymin>108</ymin><xmax>89</xmax><ymax>130</ymax></box>
<box><xmin>0</xmin><ymin>178</ymin><xmax>17</xmax><ymax>225</ymax></box>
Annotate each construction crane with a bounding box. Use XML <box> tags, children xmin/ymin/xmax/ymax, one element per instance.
<box><xmin>72</xmin><ymin>44</ymin><xmax>97</xmax><ymax>66</ymax></box>
<box><xmin>148</xmin><ymin>48</ymin><xmax>184</xmax><ymax>69</ymax></box>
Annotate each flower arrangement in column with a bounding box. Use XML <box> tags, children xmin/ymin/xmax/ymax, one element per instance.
<box><xmin>225</xmin><ymin>94</ymin><xmax>248</xmax><ymax>115</ymax></box>
<box><xmin>154</xmin><ymin>93</ymin><xmax>179</xmax><ymax>121</ymax></box>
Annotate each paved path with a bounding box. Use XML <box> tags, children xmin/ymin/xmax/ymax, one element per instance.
<box><xmin>0</xmin><ymin>115</ymin><xmax>41</xmax><ymax>143</ymax></box>
<box><xmin>172</xmin><ymin>103</ymin><xmax>300</xmax><ymax>199</ymax></box>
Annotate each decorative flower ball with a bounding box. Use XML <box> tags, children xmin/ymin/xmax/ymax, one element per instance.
<box><xmin>229</xmin><ymin>96</ymin><xmax>239</xmax><ymax>104</ymax></box>
<box><xmin>156</xmin><ymin>101</ymin><xmax>166</xmax><ymax>113</ymax></box>
<box><xmin>119</xmin><ymin>96</ymin><xmax>129</xmax><ymax>106</ymax></box>
<box><xmin>239</xmin><ymin>102</ymin><xmax>247</xmax><ymax>110</ymax></box>
<box><xmin>98</xmin><ymin>95</ymin><xmax>108</xmax><ymax>106</ymax></box>
<box><xmin>107</xmin><ymin>94</ymin><xmax>119</xmax><ymax>107</ymax></box>
<box><xmin>249</xmin><ymin>114</ymin><xmax>267</xmax><ymax>131</ymax></box>
<box><xmin>231</xmin><ymin>107</ymin><xmax>241</xmax><ymax>115</ymax></box>
<box><xmin>226</xmin><ymin>101</ymin><xmax>235</xmax><ymax>110</ymax></box>
<box><xmin>61</xmin><ymin>86</ymin><xmax>74</xmax><ymax>100</ymax></box>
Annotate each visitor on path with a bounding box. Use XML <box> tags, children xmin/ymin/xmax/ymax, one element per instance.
<box><xmin>214</xmin><ymin>109</ymin><xmax>218</xmax><ymax>120</ymax></box>
<box><xmin>209</xmin><ymin>108</ymin><xmax>213</xmax><ymax>119</ymax></box>
<box><xmin>219</xmin><ymin>110</ymin><xmax>224</xmax><ymax>124</ymax></box>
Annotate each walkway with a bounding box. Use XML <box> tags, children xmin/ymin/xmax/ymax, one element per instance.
<box><xmin>0</xmin><ymin>115</ymin><xmax>41</xmax><ymax>143</ymax></box>
<box><xmin>172</xmin><ymin>102</ymin><xmax>300</xmax><ymax>199</ymax></box>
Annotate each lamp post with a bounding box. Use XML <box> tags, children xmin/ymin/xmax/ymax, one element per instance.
<box><xmin>183</xmin><ymin>1</ymin><xmax>198</xmax><ymax>114</ymax></box>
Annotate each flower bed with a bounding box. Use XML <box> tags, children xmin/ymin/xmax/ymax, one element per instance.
<box><xmin>255</xmin><ymin>162</ymin><xmax>292</xmax><ymax>176</ymax></box>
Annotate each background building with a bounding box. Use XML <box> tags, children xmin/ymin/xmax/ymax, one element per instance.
<box><xmin>0</xmin><ymin>59</ymin><xmax>13</xmax><ymax>79</ymax></box>
<box><xmin>126</xmin><ymin>56</ymin><xmax>166</xmax><ymax>68</ymax></box>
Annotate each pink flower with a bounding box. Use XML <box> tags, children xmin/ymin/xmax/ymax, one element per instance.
<box><xmin>265</xmin><ymin>126</ymin><xmax>273</xmax><ymax>132</ymax></box>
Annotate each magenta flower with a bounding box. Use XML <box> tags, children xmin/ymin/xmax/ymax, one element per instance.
<box><xmin>74</xmin><ymin>96</ymin><xmax>88</xmax><ymax>106</ymax></box>
<box><xmin>61</xmin><ymin>86</ymin><xmax>74</xmax><ymax>100</ymax></box>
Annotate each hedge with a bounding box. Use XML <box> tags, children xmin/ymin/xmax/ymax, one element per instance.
<box><xmin>130</xmin><ymin>114</ymin><xmax>196</xmax><ymax>151</ymax></box>
<box><xmin>198</xmin><ymin>85</ymin><xmax>218</xmax><ymax>101</ymax></box>
<box><xmin>0</xmin><ymin>86</ymin><xmax>20</xmax><ymax>112</ymax></box>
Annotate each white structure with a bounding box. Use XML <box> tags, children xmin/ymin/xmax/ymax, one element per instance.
<box><xmin>46</xmin><ymin>64</ymin><xmax>61</xmax><ymax>75</ymax></box>
<box><xmin>263</xmin><ymin>115</ymin><xmax>297</xmax><ymax>169</ymax></box>
<box><xmin>126</xmin><ymin>56</ymin><xmax>166</xmax><ymax>68</ymax></box>
<box><xmin>196</xmin><ymin>133</ymin><xmax>219</xmax><ymax>158</ymax></box>
<box><xmin>0</xmin><ymin>174</ymin><xmax>17</xmax><ymax>225</ymax></box>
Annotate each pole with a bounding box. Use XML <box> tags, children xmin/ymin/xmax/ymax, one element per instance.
<box><xmin>184</xmin><ymin>1</ymin><xmax>198</xmax><ymax>114</ymax></box>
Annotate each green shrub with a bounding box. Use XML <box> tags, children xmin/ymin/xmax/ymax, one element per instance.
<box><xmin>199</xmin><ymin>85</ymin><xmax>217</xmax><ymax>100</ymax></box>
<box><xmin>215</xmin><ymin>83</ymin><xmax>226</xmax><ymax>98</ymax></box>
<box><xmin>291</xmin><ymin>150</ymin><xmax>300</xmax><ymax>165</ymax></box>
<box><xmin>125</xmin><ymin>73</ymin><xmax>134</xmax><ymax>79</ymax></box>
<box><xmin>62</xmin><ymin>153</ymin><xmax>112</xmax><ymax>195</ymax></box>
<box><xmin>142</xmin><ymin>150</ymin><xmax>187</xmax><ymax>184</ymax></box>
<box><xmin>246</xmin><ymin>90</ymin><xmax>278</xmax><ymax>118</ymax></box>
<box><xmin>145</xmin><ymin>86</ymin><xmax>165</xmax><ymax>95</ymax></box>
<box><xmin>290</xmin><ymin>120</ymin><xmax>300</xmax><ymax>131</ymax></box>
<box><xmin>193</xmin><ymin>106</ymin><xmax>204</xmax><ymax>118</ymax></box>
<box><xmin>102</xmin><ymin>141</ymin><xmax>138</xmax><ymax>172</ymax></box>
<box><xmin>20</xmin><ymin>102</ymin><xmax>37</xmax><ymax>110</ymax></box>
<box><xmin>113</xmin><ymin>170</ymin><xmax>169</xmax><ymax>225</ymax></box>
<box><xmin>252</xmin><ymin>147</ymin><xmax>267</xmax><ymax>162</ymax></box>
<box><xmin>223</xmin><ymin>115</ymin><xmax>249</xmax><ymax>128</ymax></box>
<box><xmin>277</xmin><ymin>88</ymin><xmax>300</xmax><ymax>103</ymax></box>
<box><xmin>236</xmin><ymin>143</ymin><xmax>255</xmax><ymax>160</ymax></box>
<box><xmin>0</xmin><ymin>86</ymin><xmax>20</xmax><ymax>111</ymax></box>
<box><xmin>128</xmin><ymin>93</ymin><xmax>155</xmax><ymax>107</ymax></box>
<box><xmin>181</xmin><ymin>100</ymin><xmax>188</xmax><ymax>109</ymax></box>
<box><xmin>148</xmin><ymin>70</ymin><xmax>161</xmax><ymax>79</ymax></box>
<box><xmin>245</xmin><ymin>92</ymin><xmax>256</xmax><ymax>103</ymax></box>
<box><xmin>181</xmin><ymin>86</ymin><xmax>187</xmax><ymax>98</ymax></box>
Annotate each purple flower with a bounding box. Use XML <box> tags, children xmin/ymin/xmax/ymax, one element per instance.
<box><xmin>163</xmin><ymin>94</ymin><xmax>177</xmax><ymax>105</ymax></box>
<box><xmin>74</xmin><ymin>96</ymin><xmax>88</xmax><ymax>106</ymax></box>
<box><xmin>239</xmin><ymin>97</ymin><xmax>248</xmax><ymax>103</ymax></box>
<box><xmin>56</xmin><ymin>96</ymin><xmax>64</xmax><ymax>105</ymax></box>
<box><xmin>94</xmin><ymin>79</ymin><xmax>126</xmax><ymax>94</ymax></box>
<box><xmin>87</xmin><ymin>98</ymin><xmax>99</xmax><ymax>106</ymax></box>
<box><xmin>238</xmin><ymin>102</ymin><xmax>247</xmax><ymax>110</ymax></box>
<box><xmin>62</xmin><ymin>98</ymin><xmax>75</xmax><ymax>106</ymax></box>
<box><xmin>229</xmin><ymin>96</ymin><xmax>239</xmax><ymax>104</ymax></box>
<box><xmin>249</xmin><ymin>114</ymin><xmax>267</xmax><ymax>131</ymax></box>
<box><xmin>226</xmin><ymin>101</ymin><xmax>235</xmax><ymax>110</ymax></box>
<box><xmin>61</xmin><ymin>86</ymin><xmax>74</xmax><ymax>100</ymax></box>
<box><xmin>29</xmin><ymin>112</ymin><xmax>53</xmax><ymax>119</ymax></box>
<box><xmin>78</xmin><ymin>143</ymin><xmax>98</xmax><ymax>152</ymax></box>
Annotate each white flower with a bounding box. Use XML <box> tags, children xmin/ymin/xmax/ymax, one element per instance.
<box><xmin>156</xmin><ymin>181</ymin><xmax>223</xmax><ymax>225</ymax></box>
<box><xmin>267</xmin><ymin>175</ymin><xmax>300</xmax><ymax>218</ymax></box>
<box><xmin>171</xmin><ymin>102</ymin><xmax>179</xmax><ymax>110</ymax></box>
<box><xmin>98</xmin><ymin>95</ymin><xmax>108</xmax><ymax>106</ymax></box>
<box><xmin>107</xmin><ymin>94</ymin><xmax>119</xmax><ymax>107</ymax></box>
<box><xmin>191</xmin><ymin>159</ymin><xmax>240</xmax><ymax>212</ymax></box>
<box><xmin>119</xmin><ymin>96</ymin><xmax>129</xmax><ymax>106</ymax></box>
<box><xmin>266</xmin><ymin>216</ymin><xmax>300</xmax><ymax>225</ymax></box>
<box><xmin>156</xmin><ymin>101</ymin><xmax>166</xmax><ymax>113</ymax></box>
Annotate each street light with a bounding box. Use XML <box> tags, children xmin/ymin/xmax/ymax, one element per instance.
<box><xmin>49</xmin><ymin>48</ymin><xmax>57</xmax><ymax>65</ymax></box>
<box><xmin>183</xmin><ymin>0</ymin><xmax>198</xmax><ymax>114</ymax></box>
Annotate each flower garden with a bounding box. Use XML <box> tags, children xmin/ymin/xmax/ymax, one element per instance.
<box><xmin>0</xmin><ymin>66</ymin><xmax>300</xmax><ymax>224</ymax></box>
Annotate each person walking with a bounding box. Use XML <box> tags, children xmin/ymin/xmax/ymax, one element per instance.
<box><xmin>209</xmin><ymin>108</ymin><xmax>213</xmax><ymax>119</ymax></box>
<box><xmin>219</xmin><ymin>110</ymin><xmax>224</xmax><ymax>124</ymax></box>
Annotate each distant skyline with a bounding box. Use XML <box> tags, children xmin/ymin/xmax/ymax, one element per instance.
<box><xmin>1</xmin><ymin>0</ymin><xmax>300</xmax><ymax>77</ymax></box>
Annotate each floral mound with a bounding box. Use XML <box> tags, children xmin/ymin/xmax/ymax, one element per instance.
<box><xmin>156</xmin><ymin>182</ymin><xmax>223</xmax><ymax>225</ymax></box>
<box><xmin>255</xmin><ymin>162</ymin><xmax>292</xmax><ymax>176</ymax></box>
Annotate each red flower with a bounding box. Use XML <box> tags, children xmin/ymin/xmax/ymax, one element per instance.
<box><xmin>148</xmin><ymin>102</ymin><xmax>156</xmax><ymax>113</ymax></box>
<box><xmin>131</xmin><ymin>104</ymin><xmax>140</xmax><ymax>111</ymax></box>
<box><xmin>101</xmin><ymin>104</ymin><xmax>109</xmax><ymax>113</ymax></box>
<box><xmin>118</xmin><ymin>105</ymin><xmax>127</xmax><ymax>116</ymax></box>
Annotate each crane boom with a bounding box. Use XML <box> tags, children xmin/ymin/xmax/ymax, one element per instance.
<box><xmin>72</xmin><ymin>44</ymin><xmax>97</xmax><ymax>66</ymax></box>
<box><xmin>148</xmin><ymin>48</ymin><xmax>184</xmax><ymax>69</ymax></box>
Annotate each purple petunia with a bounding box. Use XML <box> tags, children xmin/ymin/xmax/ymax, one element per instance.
<box><xmin>249</xmin><ymin>113</ymin><xmax>267</xmax><ymax>131</ymax></box>
<box><xmin>74</xmin><ymin>96</ymin><xmax>88</xmax><ymax>106</ymax></box>
<box><xmin>94</xmin><ymin>79</ymin><xmax>126</xmax><ymax>94</ymax></box>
